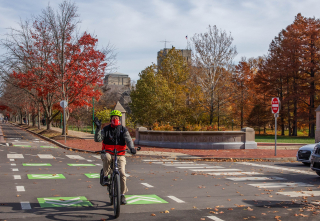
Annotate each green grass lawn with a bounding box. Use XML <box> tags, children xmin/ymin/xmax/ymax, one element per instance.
<box><xmin>255</xmin><ymin>135</ymin><xmax>315</xmax><ymax>144</ymax></box>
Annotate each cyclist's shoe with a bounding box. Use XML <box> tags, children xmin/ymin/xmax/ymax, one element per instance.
<box><xmin>103</xmin><ymin>177</ymin><xmax>110</xmax><ymax>186</ymax></box>
<box><xmin>121</xmin><ymin>195</ymin><xmax>127</xmax><ymax>205</ymax></box>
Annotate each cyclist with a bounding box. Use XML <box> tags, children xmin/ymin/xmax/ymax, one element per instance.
<box><xmin>94</xmin><ymin>110</ymin><xmax>136</xmax><ymax>205</ymax></box>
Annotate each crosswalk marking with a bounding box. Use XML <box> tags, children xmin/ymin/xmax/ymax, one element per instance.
<box><xmin>152</xmin><ymin>162</ymin><xmax>198</xmax><ymax>164</ymax></box>
<box><xmin>11</xmin><ymin>163</ymin><xmax>16</xmax><ymax>166</ymax></box>
<box><xmin>227</xmin><ymin>176</ymin><xmax>286</xmax><ymax>181</ymax></box>
<box><xmin>92</xmin><ymin>155</ymin><xmax>100</xmax><ymax>159</ymax></box>
<box><xmin>20</xmin><ymin>201</ymin><xmax>31</xmax><ymax>210</ymax></box>
<box><xmin>7</xmin><ymin>154</ymin><xmax>24</xmax><ymax>159</ymax></box>
<box><xmin>237</xmin><ymin>162</ymin><xmax>316</xmax><ymax>175</ymax></box>
<box><xmin>207</xmin><ymin>172</ymin><xmax>262</xmax><ymax>176</ymax></box>
<box><xmin>191</xmin><ymin>169</ymin><xmax>242</xmax><ymax>172</ymax></box>
<box><xmin>249</xmin><ymin>182</ymin><xmax>313</xmax><ymax>188</ymax></box>
<box><xmin>38</xmin><ymin>154</ymin><xmax>54</xmax><ymax>159</ymax></box>
<box><xmin>163</xmin><ymin>164</ymin><xmax>208</xmax><ymax>166</ymax></box>
<box><xmin>14</xmin><ymin>175</ymin><xmax>21</xmax><ymax>179</ymax></box>
<box><xmin>66</xmin><ymin>155</ymin><xmax>85</xmax><ymax>160</ymax></box>
<box><xmin>12</xmin><ymin>168</ymin><xmax>19</xmax><ymax>171</ymax></box>
<box><xmin>207</xmin><ymin>216</ymin><xmax>225</xmax><ymax>221</ymax></box>
<box><xmin>176</xmin><ymin>166</ymin><xmax>224</xmax><ymax>169</ymax></box>
<box><xmin>143</xmin><ymin>159</ymin><xmax>178</xmax><ymax>162</ymax></box>
<box><xmin>141</xmin><ymin>183</ymin><xmax>154</xmax><ymax>188</ymax></box>
<box><xmin>16</xmin><ymin>186</ymin><xmax>25</xmax><ymax>192</ymax></box>
<box><xmin>10</xmin><ymin>159</ymin><xmax>14</xmax><ymax>161</ymax></box>
<box><xmin>277</xmin><ymin>191</ymin><xmax>320</xmax><ymax>197</ymax></box>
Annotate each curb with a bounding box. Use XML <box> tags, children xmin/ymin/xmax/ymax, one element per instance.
<box><xmin>9</xmin><ymin>123</ymin><xmax>100</xmax><ymax>154</ymax></box>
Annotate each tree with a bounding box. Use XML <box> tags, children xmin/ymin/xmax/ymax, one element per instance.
<box><xmin>191</xmin><ymin>25</ymin><xmax>237</xmax><ymax>125</ymax></box>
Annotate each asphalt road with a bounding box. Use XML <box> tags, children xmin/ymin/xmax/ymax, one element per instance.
<box><xmin>1</xmin><ymin>123</ymin><xmax>320</xmax><ymax>221</ymax></box>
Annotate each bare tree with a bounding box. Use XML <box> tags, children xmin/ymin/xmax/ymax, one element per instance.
<box><xmin>191</xmin><ymin>25</ymin><xmax>237</xmax><ymax>125</ymax></box>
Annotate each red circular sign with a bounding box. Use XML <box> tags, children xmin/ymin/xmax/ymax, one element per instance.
<box><xmin>271</xmin><ymin>98</ymin><xmax>279</xmax><ymax>114</ymax></box>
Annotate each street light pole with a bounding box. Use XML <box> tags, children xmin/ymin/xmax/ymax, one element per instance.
<box><xmin>91</xmin><ymin>97</ymin><xmax>95</xmax><ymax>134</ymax></box>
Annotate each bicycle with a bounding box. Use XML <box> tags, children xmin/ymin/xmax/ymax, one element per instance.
<box><xmin>99</xmin><ymin>147</ymin><xmax>140</xmax><ymax>218</ymax></box>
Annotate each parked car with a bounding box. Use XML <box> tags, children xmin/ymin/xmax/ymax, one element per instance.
<box><xmin>310</xmin><ymin>143</ymin><xmax>320</xmax><ymax>176</ymax></box>
<box><xmin>296</xmin><ymin>143</ymin><xmax>317</xmax><ymax>165</ymax></box>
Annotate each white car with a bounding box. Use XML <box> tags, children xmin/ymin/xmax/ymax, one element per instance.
<box><xmin>296</xmin><ymin>144</ymin><xmax>317</xmax><ymax>165</ymax></box>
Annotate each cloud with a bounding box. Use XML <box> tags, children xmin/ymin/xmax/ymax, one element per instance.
<box><xmin>1</xmin><ymin>0</ymin><xmax>320</xmax><ymax>81</ymax></box>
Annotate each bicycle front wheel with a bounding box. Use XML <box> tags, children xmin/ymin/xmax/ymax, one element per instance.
<box><xmin>113</xmin><ymin>174</ymin><xmax>121</xmax><ymax>218</ymax></box>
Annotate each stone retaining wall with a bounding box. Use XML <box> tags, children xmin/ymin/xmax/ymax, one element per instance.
<box><xmin>134</xmin><ymin>127</ymin><xmax>257</xmax><ymax>149</ymax></box>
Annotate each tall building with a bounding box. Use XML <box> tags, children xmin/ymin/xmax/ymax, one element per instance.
<box><xmin>104</xmin><ymin>72</ymin><xmax>130</xmax><ymax>86</ymax></box>
<box><xmin>157</xmin><ymin>47</ymin><xmax>191</xmax><ymax>68</ymax></box>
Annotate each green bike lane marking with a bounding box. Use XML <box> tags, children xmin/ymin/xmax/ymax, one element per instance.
<box><xmin>23</xmin><ymin>163</ymin><xmax>52</xmax><ymax>166</ymax></box>
<box><xmin>40</xmin><ymin>146</ymin><xmax>58</xmax><ymax>148</ymax></box>
<box><xmin>125</xmin><ymin>195</ymin><xmax>168</xmax><ymax>205</ymax></box>
<box><xmin>37</xmin><ymin>196</ymin><xmax>92</xmax><ymax>208</ymax></box>
<box><xmin>27</xmin><ymin>174</ymin><xmax>66</xmax><ymax>179</ymax></box>
<box><xmin>68</xmin><ymin>164</ymin><xmax>96</xmax><ymax>166</ymax></box>
<box><xmin>84</xmin><ymin>173</ymin><xmax>99</xmax><ymax>178</ymax></box>
<box><xmin>13</xmin><ymin>145</ymin><xmax>31</xmax><ymax>147</ymax></box>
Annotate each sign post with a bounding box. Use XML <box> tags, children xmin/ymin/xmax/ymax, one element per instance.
<box><xmin>60</xmin><ymin>100</ymin><xmax>68</xmax><ymax>144</ymax></box>
<box><xmin>271</xmin><ymin>97</ymin><xmax>280</xmax><ymax>156</ymax></box>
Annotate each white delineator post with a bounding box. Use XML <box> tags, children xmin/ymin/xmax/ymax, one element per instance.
<box><xmin>271</xmin><ymin>97</ymin><xmax>280</xmax><ymax>156</ymax></box>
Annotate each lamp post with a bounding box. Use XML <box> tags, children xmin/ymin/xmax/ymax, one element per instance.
<box><xmin>91</xmin><ymin>97</ymin><xmax>95</xmax><ymax>134</ymax></box>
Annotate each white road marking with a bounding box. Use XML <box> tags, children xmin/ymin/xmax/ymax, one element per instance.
<box><xmin>92</xmin><ymin>155</ymin><xmax>100</xmax><ymax>159</ymax></box>
<box><xmin>207</xmin><ymin>172</ymin><xmax>262</xmax><ymax>176</ymax></box>
<box><xmin>9</xmin><ymin>151</ymin><xmax>17</xmax><ymax>153</ymax></box>
<box><xmin>277</xmin><ymin>191</ymin><xmax>320</xmax><ymax>197</ymax></box>
<box><xmin>16</xmin><ymin>186</ymin><xmax>25</xmax><ymax>192</ymax></box>
<box><xmin>66</xmin><ymin>155</ymin><xmax>85</xmax><ymax>160</ymax></box>
<box><xmin>87</xmin><ymin>160</ymin><xmax>93</xmax><ymax>162</ymax></box>
<box><xmin>95</xmin><ymin>164</ymin><xmax>102</xmax><ymax>166</ymax></box>
<box><xmin>143</xmin><ymin>159</ymin><xmax>178</xmax><ymax>162</ymax></box>
<box><xmin>190</xmin><ymin>169</ymin><xmax>242</xmax><ymax>172</ymax></box>
<box><xmin>20</xmin><ymin>201</ymin><xmax>31</xmax><ymax>210</ymax></box>
<box><xmin>14</xmin><ymin>175</ymin><xmax>21</xmax><ymax>179</ymax></box>
<box><xmin>11</xmin><ymin>163</ymin><xmax>16</xmax><ymax>166</ymax></box>
<box><xmin>38</xmin><ymin>154</ymin><xmax>54</xmax><ymax>159</ymax></box>
<box><xmin>167</xmin><ymin>196</ymin><xmax>185</xmax><ymax>203</ymax></box>
<box><xmin>249</xmin><ymin>182</ymin><xmax>313</xmax><ymax>188</ymax></box>
<box><xmin>125</xmin><ymin>173</ymin><xmax>131</xmax><ymax>177</ymax></box>
<box><xmin>227</xmin><ymin>176</ymin><xmax>286</xmax><ymax>181</ymax></box>
<box><xmin>7</xmin><ymin>154</ymin><xmax>24</xmax><ymax>159</ymax></box>
<box><xmin>163</xmin><ymin>164</ymin><xmax>208</xmax><ymax>166</ymax></box>
<box><xmin>12</xmin><ymin>168</ymin><xmax>19</xmax><ymax>171</ymax></box>
<box><xmin>207</xmin><ymin>216</ymin><xmax>225</xmax><ymax>221</ymax></box>
<box><xmin>176</xmin><ymin>166</ymin><xmax>224</xmax><ymax>169</ymax></box>
<box><xmin>141</xmin><ymin>183</ymin><xmax>154</xmax><ymax>188</ymax></box>
<box><xmin>152</xmin><ymin>162</ymin><xmax>198</xmax><ymax>164</ymax></box>
<box><xmin>10</xmin><ymin>159</ymin><xmax>14</xmax><ymax>161</ymax></box>
<box><xmin>237</xmin><ymin>162</ymin><xmax>316</xmax><ymax>175</ymax></box>
<box><xmin>6</xmin><ymin>143</ymin><xmax>9</xmax><ymax>146</ymax></box>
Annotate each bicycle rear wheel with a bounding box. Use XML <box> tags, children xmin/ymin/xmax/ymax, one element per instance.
<box><xmin>113</xmin><ymin>174</ymin><xmax>121</xmax><ymax>218</ymax></box>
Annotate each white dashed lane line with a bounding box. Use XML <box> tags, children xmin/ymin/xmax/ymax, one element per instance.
<box><xmin>14</xmin><ymin>175</ymin><xmax>21</xmax><ymax>179</ymax></box>
<box><xmin>16</xmin><ymin>186</ymin><xmax>25</xmax><ymax>192</ymax></box>
<box><xmin>207</xmin><ymin>215</ymin><xmax>225</xmax><ymax>221</ymax></box>
<box><xmin>10</xmin><ymin>159</ymin><xmax>14</xmax><ymax>161</ymax></box>
<box><xmin>12</xmin><ymin>168</ymin><xmax>19</xmax><ymax>171</ymax></box>
<box><xmin>11</xmin><ymin>163</ymin><xmax>16</xmax><ymax>166</ymax></box>
<box><xmin>66</xmin><ymin>155</ymin><xmax>85</xmax><ymax>160</ymax></box>
<box><xmin>7</xmin><ymin>154</ymin><xmax>24</xmax><ymax>158</ymax></box>
<box><xmin>38</xmin><ymin>154</ymin><xmax>54</xmax><ymax>159</ymax></box>
<box><xmin>143</xmin><ymin>159</ymin><xmax>178</xmax><ymax>162</ymax></box>
<box><xmin>176</xmin><ymin>166</ymin><xmax>224</xmax><ymax>169</ymax></box>
<box><xmin>20</xmin><ymin>201</ymin><xmax>31</xmax><ymax>210</ymax></box>
<box><xmin>167</xmin><ymin>196</ymin><xmax>185</xmax><ymax>203</ymax></box>
<box><xmin>190</xmin><ymin>169</ymin><xmax>242</xmax><ymax>172</ymax></box>
<box><xmin>141</xmin><ymin>183</ymin><xmax>154</xmax><ymax>188</ymax></box>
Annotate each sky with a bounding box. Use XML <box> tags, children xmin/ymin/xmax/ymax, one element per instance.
<box><xmin>1</xmin><ymin>0</ymin><xmax>320</xmax><ymax>82</ymax></box>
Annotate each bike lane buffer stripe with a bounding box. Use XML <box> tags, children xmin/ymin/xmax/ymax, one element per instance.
<box><xmin>167</xmin><ymin>196</ymin><xmax>185</xmax><ymax>203</ymax></box>
<box><xmin>27</xmin><ymin>174</ymin><xmax>66</xmax><ymax>179</ymax></box>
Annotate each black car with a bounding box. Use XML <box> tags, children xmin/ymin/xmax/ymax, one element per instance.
<box><xmin>310</xmin><ymin>143</ymin><xmax>320</xmax><ymax>176</ymax></box>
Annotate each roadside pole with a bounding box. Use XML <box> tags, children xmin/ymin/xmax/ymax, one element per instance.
<box><xmin>271</xmin><ymin>97</ymin><xmax>280</xmax><ymax>156</ymax></box>
<box><xmin>60</xmin><ymin>100</ymin><xmax>68</xmax><ymax>144</ymax></box>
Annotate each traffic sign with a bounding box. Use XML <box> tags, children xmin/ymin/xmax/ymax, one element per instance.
<box><xmin>60</xmin><ymin>100</ymin><xmax>68</xmax><ymax>108</ymax></box>
<box><xmin>271</xmin><ymin>97</ymin><xmax>280</xmax><ymax>114</ymax></box>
